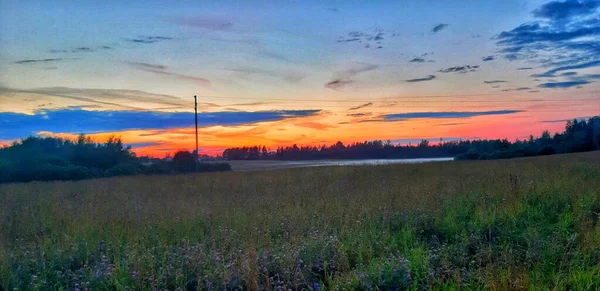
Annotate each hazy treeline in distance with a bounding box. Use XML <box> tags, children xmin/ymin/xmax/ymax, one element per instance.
<box><xmin>223</xmin><ymin>116</ymin><xmax>600</xmax><ymax>161</ymax></box>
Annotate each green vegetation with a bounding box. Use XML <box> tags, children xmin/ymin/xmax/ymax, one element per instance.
<box><xmin>1</xmin><ymin>152</ymin><xmax>599</xmax><ymax>290</ymax></box>
<box><xmin>455</xmin><ymin>116</ymin><xmax>600</xmax><ymax>160</ymax></box>
<box><xmin>0</xmin><ymin>135</ymin><xmax>230</xmax><ymax>183</ymax></box>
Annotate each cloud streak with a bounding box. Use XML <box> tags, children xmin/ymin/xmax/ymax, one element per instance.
<box><xmin>0</xmin><ymin>87</ymin><xmax>217</xmax><ymax>114</ymax></box>
<box><xmin>349</xmin><ymin>102</ymin><xmax>373</xmax><ymax>110</ymax></box>
<box><xmin>438</xmin><ymin>65</ymin><xmax>479</xmax><ymax>74</ymax></box>
<box><xmin>324</xmin><ymin>62</ymin><xmax>378</xmax><ymax>90</ymax></box>
<box><xmin>432</xmin><ymin>24</ymin><xmax>449</xmax><ymax>33</ymax></box>
<box><xmin>126</xmin><ymin>36</ymin><xmax>173</xmax><ymax>44</ymax></box>
<box><xmin>405</xmin><ymin>75</ymin><xmax>436</xmax><ymax>82</ymax></box>
<box><xmin>167</xmin><ymin>16</ymin><xmax>233</xmax><ymax>31</ymax></box>
<box><xmin>15</xmin><ymin>58</ymin><xmax>63</xmax><ymax>64</ymax></box>
<box><xmin>325</xmin><ymin>79</ymin><xmax>354</xmax><ymax>90</ymax></box>
<box><xmin>384</xmin><ymin>110</ymin><xmax>524</xmax><ymax>121</ymax></box>
<box><xmin>537</xmin><ymin>80</ymin><xmax>589</xmax><ymax>88</ymax></box>
<box><xmin>227</xmin><ymin>67</ymin><xmax>305</xmax><ymax>83</ymax></box>
<box><xmin>126</xmin><ymin>62</ymin><xmax>211</xmax><ymax>87</ymax></box>
<box><xmin>531</xmin><ymin>60</ymin><xmax>600</xmax><ymax>77</ymax></box>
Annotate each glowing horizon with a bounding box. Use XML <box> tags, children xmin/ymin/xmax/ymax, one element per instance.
<box><xmin>1</xmin><ymin>0</ymin><xmax>599</xmax><ymax>157</ymax></box>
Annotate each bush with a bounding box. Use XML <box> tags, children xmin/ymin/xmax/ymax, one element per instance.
<box><xmin>198</xmin><ymin>162</ymin><xmax>231</xmax><ymax>172</ymax></box>
<box><xmin>108</xmin><ymin>163</ymin><xmax>141</xmax><ymax>176</ymax></box>
<box><xmin>142</xmin><ymin>162</ymin><xmax>172</xmax><ymax>175</ymax></box>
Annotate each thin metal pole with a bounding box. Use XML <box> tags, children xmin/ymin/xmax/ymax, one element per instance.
<box><xmin>194</xmin><ymin>95</ymin><xmax>199</xmax><ymax>172</ymax></box>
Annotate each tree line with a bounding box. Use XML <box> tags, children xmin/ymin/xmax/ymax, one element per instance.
<box><xmin>0</xmin><ymin>135</ymin><xmax>230</xmax><ymax>183</ymax></box>
<box><xmin>222</xmin><ymin>116</ymin><xmax>600</xmax><ymax>161</ymax></box>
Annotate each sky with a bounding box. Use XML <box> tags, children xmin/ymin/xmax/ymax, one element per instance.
<box><xmin>0</xmin><ymin>0</ymin><xmax>599</xmax><ymax>156</ymax></box>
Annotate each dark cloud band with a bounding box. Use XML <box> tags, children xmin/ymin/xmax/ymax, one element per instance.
<box><xmin>0</xmin><ymin>109</ymin><xmax>321</xmax><ymax>139</ymax></box>
<box><xmin>405</xmin><ymin>75</ymin><xmax>436</xmax><ymax>82</ymax></box>
<box><xmin>384</xmin><ymin>110</ymin><xmax>523</xmax><ymax>121</ymax></box>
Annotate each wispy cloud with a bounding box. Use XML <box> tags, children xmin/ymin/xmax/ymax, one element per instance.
<box><xmin>294</xmin><ymin>121</ymin><xmax>336</xmax><ymax>130</ymax></box>
<box><xmin>226</xmin><ymin>67</ymin><xmax>305</xmax><ymax>83</ymax></box>
<box><xmin>439</xmin><ymin>122</ymin><xmax>468</xmax><ymax>126</ymax></box>
<box><xmin>503</xmin><ymin>86</ymin><xmax>533</xmax><ymax>91</ymax></box>
<box><xmin>0</xmin><ymin>109</ymin><xmax>321</xmax><ymax>139</ymax></box>
<box><xmin>337</xmin><ymin>29</ymin><xmax>386</xmax><ymax>49</ymax></box>
<box><xmin>484</xmin><ymin>80</ymin><xmax>507</xmax><ymax>84</ymax></box>
<box><xmin>343</xmin><ymin>63</ymin><xmax>379</xmax><ymax>75</ymax></box>
<box><xmin>438</xmin><ymin>65</ymin><xmax>479</xmax><ymax>74</ymax></box>
<box><xmin>126</xmin><ymin>61</ymin><xmax>211</xmax><ymax>87</ymax></box>
<box><xmin>324</xmin><ymin>62</ymin><xmax>378</xmax><ymax>90</ymax></box>
<box><xmin>541</xmin><ymin>116</ymin><xmax>593</xmax><ymax>123</ymax></box>
<box><xmin>384</xmin><ymin>110</ymin><xmax>524</xmax><ymax>121</ymax></box>
<box><xmin>409</xmin><ymin>55</ymin><xmax>434</xmax><ymax>63</ymax></box>
<box><xmin>405</xmin><ymin>75</ymin><xmax>436</xmax><ymax>82</ymax></box>
<box><xmin>482</xmin><ymin>55</ymin><xmax>495</xmax><ymax>61</ymax></box>
<box><xmin>517</xmin><ymin>67</ymin><xmax>534</xmax><ymax>70</ymax></box>
<box><xmin>14</xmin><ymin>58</ymin><xmax>63</xmax><ymax>64</ymax></box>
<box><xmin>432</xmin><ymin>23</ymin><xmax>449</xmax><ymax>33</ymax></box>
<box><xmin>349</xmin><ymin>102</ymin><xmax>373</xmax><ymax>110</ymax></box>
<box><xmin>167</xmin><ymin>16</ymin><xmax>233</xmax><ymax>31</ymax></box>
<box><xmin>531</xmin><ymin>60</ymin><xmax>600</xmax><ymax>77</ymax></box>
<box><xmin>72</xmin><ymin>47</ymin><xmax>93</xmax><ymax>53</ymax></box>
<box><xmin>346</xmin><ymin>113</ymin><xmax>372</xmax><ymax>117</ymax></box>
<box><xmin>50</xmin><ymin>45</ymin><xmax>112</xmax><ymax>54</ymax></box>
<box><xmin>259</xmin><ymin>51</ymin><xmax>293</xmax><ymax>63</ymax></box>
<box><xmin>325</xmin><ymin>79</ymin><xmax>354</xmax><ymax>90</ymax></box>
<box><xmin>0</xmin><ymin>87</ymin><xmax>217</xmax><ymax>114</ymax></box>
<box><xmin>143</xmin><ymin>69</ymin><xmax>211</xmax><ymax>87</ymax></box>
<box><xmin>126</xmin><ymin>36</ymin><xmax>173</xmax><ymax>44</ymax></box>
<box><xmin>125</xmin><ymin>61</ymin><xmax>167</xmax><ymax>70</ymax></box>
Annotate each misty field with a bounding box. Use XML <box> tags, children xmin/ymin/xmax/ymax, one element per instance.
<box><xmin>1</xmin><ymin>153</ymin><xmax>600</xmax><ymax>290</ymax></box>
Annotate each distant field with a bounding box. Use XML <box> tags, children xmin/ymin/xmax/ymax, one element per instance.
<box><xmin>1</xmin><ymin>152</ymin><xmax>600</xmax><ymax>290</ymax></box>
<box><xmin>225</xmin><ymin>157</ymin><xmax>454</xmax><ymax>171</ymax></box>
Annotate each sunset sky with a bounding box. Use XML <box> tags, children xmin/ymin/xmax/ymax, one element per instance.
<box><xmin>1</xmin><ymin>0</ymin><xmax>599</xmax><ymax>156</ymax></box>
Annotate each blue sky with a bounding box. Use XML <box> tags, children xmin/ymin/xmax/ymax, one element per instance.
<box><xmin>0</xmin><ymin>0</ymin><xmax>598</xmax><ymax>155</ymax></box>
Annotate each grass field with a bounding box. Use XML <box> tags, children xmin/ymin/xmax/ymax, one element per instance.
<box><xmin>225</xmin><ymin>158</ymin><xmax>453</xmax><ymax>171</ymax></box>
<box><xmin>1</xmin><ymin>152</ymin><xmax>600</xmax><ymax>290</ymax></box>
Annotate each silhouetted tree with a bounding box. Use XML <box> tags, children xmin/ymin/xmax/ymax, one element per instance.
<box><xmin>173</xmin><ymin>151</ymin><xmax>196</xmax><ymax>173</ymax></box>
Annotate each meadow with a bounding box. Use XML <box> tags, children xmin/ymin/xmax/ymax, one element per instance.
<box><xmin>1</xmin><ymin>152</ymin><xmax>600</xmax><ymax>290</ymax></box>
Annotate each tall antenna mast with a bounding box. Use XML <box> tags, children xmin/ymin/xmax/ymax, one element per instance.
<box><xmin>194</xmin><ymin>95</ymin><xmax>199</xmax><ymax>173</ymax></box>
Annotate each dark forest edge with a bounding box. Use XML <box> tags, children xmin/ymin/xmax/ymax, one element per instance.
<box><xmin>223</xmin><ymin>116</ymin><xmax>600</xmax><ymax>161</ymax></box>
<box><xmin>0</xmin><ymin>135</ymin><xmax>230</xmax><ymax>184</ymax></box>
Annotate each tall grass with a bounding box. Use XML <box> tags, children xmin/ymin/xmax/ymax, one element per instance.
<box><xmin>1</xmin><ymin>152</ymin><xmax>600</xmax><ymax>290</ymax></box>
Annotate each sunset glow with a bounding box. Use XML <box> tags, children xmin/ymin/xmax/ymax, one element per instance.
<box><xmin>1</xmin><ymin>0</ymin><xmax>599</xmax><ymax>157</ymax></box>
